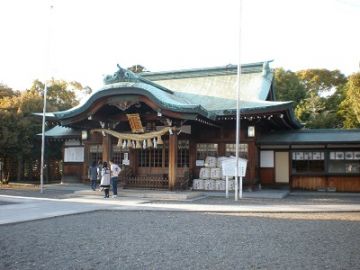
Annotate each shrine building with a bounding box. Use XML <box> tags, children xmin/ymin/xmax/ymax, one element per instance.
<box><xmin>40</xmin><ymin>61</ymin><xmax>360</xmax><ymax>192</ymax></box>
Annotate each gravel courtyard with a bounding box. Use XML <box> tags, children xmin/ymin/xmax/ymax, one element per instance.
<box><xmin>1</xmin><ymin>211</ymin><xmax>359</xmax><ymax>270</ymax></box>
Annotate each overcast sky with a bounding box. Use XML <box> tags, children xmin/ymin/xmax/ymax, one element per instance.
<box><xmin>0</xmin><ymin>0</ymin><xmax>359</xmax><ymax>91</ymax></box>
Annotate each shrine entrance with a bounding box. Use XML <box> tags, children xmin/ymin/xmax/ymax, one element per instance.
<box><xmin>89</xmin><ymin>119</ymin><xmax>191</xmax><ymax>190</ymax></box>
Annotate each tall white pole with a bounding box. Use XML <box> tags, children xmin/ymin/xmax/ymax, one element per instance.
<box><xmin>235</xmin><ymin>0</ymin><xmax>243</xmax><ymax>201</ymax></box>
<box><xmin>40</xmin><ymin>83</ymin><xmax>48</xmax><ymax>193</ymax></box>
<box><xmin>40</xmin><ymin>2</ymin><xmax>54</xmax><ymax>193</ymax></box>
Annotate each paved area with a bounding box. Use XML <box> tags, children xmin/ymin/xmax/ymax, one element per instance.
<box><xmin>1</xmin><ymin>211</ymin><xmax>359</xmax><ymax>270</ymax></box>
<box><xmin>0</xmin><ymin>183</ymin><xmax>359</xmax><ymax>225</ymax></box>
<box><xmin>1</xmin><ymin>182</ymin><xmax>291</xmax><ymax>199</ymax></box>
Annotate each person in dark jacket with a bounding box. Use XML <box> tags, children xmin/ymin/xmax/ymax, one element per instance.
<box><xmin>88</xmin><ymin>161</ymin><xmax>98</xmax><ymax>191</ymax></box>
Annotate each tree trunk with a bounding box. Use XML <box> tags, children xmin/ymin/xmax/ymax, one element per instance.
<box><xmin>17</xmin><ymin>155</ymin><xmax>23</xmax><ymax>182</ymax></box>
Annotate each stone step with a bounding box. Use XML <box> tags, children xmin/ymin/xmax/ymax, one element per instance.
<box><xmin>75</xmin><ymin>188</ymin><xmax>205</xmax><ymax>201</ymax></box>
<box><xmin>61</xmin><ymin>176</ymin><xmax>81</xmax><ymax>183</ymax></box>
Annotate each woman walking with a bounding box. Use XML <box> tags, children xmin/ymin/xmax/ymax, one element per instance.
<box><xmin>100</xmin><ymin>161</ymin><xmax>111</xmax><ymax>198</ymax></box>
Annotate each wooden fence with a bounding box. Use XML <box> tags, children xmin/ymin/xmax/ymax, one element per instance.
<box><xmin>0</xmin><ymin>157</ymin><xmax>62</xmax><ymax>183</ymax></box>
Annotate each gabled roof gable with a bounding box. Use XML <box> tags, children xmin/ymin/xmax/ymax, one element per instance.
<box><xmin>141</xmin><ymin>61</ymin><xmax>274</xmax><ymax>101</ymax></box>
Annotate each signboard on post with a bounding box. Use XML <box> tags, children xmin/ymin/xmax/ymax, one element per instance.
<box><xmin>221</xmin><ymin>158</ymin><xmax>247</xmax><ymax>177</ymax></box>
<box><xmin>220</xmin><ymin>157</ymin><xmax>247</xmax><ymax>198</ymax></box>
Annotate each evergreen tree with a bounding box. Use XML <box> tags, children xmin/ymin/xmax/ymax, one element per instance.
<box><xmin>338</xmin><ymin>72</ymin><xmax>360</xmax><ymax>128</ymax></box>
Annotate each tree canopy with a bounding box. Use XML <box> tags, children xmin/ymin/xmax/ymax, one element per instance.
<box><xmin>274</xmin><ymin>68</ymin><xmax>306</xmax><ymax>108</ymax></box>
<box><xmin>29</xmin><ymin>79</ymin><xmax>85</xmax><ymax>111</ymax></box>
<box><xmin>296</xmin><ymin>69</ymin><xmax>347</xmax><ymax>95</ymax></box>
<box><xmin>0</xmin><ymin>83</ymin><xmax>17</xmax><ymax>99</ymax></box>
<box><xmin>338</xmin><ymin>72</ymin><xmax>360</xmax><ymax>128</ymax></box>
<box><xmin>0</xmin><ymin>79</ymin><xmax>85</xmax><ymax>176</ymax></box>
<box><xmin>275</xmin><ymin>68</ymin><xmax>350</xmax><ymax>128</ymax></box>
<box><xmin>0</xmin><ymin>88</ymin><xmax>43</xmax><ymax>159</ymax></box>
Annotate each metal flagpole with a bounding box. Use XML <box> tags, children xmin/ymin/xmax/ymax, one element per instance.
<box><xmin>235</xmin><ymin>0</ymin><xmax>243</xmax><ymax>201</ymax></box>
<box><xmin>40</xmin><ymin>82</ymin><xmax>48</xmax><ymax>193</ymax></box>
<box><xmin>40</xmin><ymin>1</ymin><xmax>54</xmax><ymax>193</ymax></box>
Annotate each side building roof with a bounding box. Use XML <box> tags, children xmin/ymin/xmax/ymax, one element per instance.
<box><xmin>257</xmin><ymin>129</ymin><xmax>360</xmax><ymax>145</ymax></box>
<box><xmin>37</xmin><ymin>125</ymin><xmax>81</xmax><ymax>139</ymax></box>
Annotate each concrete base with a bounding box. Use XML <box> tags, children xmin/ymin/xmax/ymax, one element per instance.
<box><xmin>204</xmin><ymin>190</ymin><xmax>289</xmax><ymax>199</ymax></box>
<box><xmin>75</xmin><ymin>188</ymin><xmax>205</xmax><ymax>201</ymax></box>
<box><xmin>121</xmin><ymin>189</ymin><xmax>205</xmax><ymax>201</ymax></box>
<box><xmin>61</xmin><ymin>176</ymin><xmax>81</xmax><ymax>183</ymax></box>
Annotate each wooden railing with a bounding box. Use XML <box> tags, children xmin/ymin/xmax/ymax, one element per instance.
<box><xmin>122</xmin><ymin>175</ymin><xmax>168</xmax><ymax>189</ymax></box>
<box><xmin>121</xmin><ymin>175</ymin><xmax>189</xmax><ymax>190</ymax></box>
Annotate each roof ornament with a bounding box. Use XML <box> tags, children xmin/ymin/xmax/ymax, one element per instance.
<box><xmin>103</xmin><ymin>64</ymin><xmax>140</xmax><ymax>85</ymax></box>
<box><xmin>262</xmin><ymin>61</ymin><xmax>271</xmax><ymax>77</ymax></box>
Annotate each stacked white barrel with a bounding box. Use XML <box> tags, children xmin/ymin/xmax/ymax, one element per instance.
<box><xmin>199</xmin><ymin>167</ymin><xmax>211</xmax><ymax>179</ymax></box>
<box><xmin>193</xmin><ymin>156</ymin><xmax>235</xmax><ymax>191</ymax></box>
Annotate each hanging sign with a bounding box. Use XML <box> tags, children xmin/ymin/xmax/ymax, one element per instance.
<box><xmin>126</xmin><ymin>113</ymin><xmax>144</xmax><ymax>133</ymax></box>
<box><xmin>123</xmin><ymin>153</ymin><xmax>130</xmax><ymax>165</ymax></box>
<box><xmin>64</xmin><ymin>147</ymin><xmax>84</xmax><ymax>162</ymax></box>
<box><xmin>196</xmin><ymin>160</ymin><xmax>205</xmax><ymax>167</ymax></box>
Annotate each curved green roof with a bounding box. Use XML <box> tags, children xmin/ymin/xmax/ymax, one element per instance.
<box><xmin>52</xmin><ymin>80</ymin><xmax>297</xmax><ymax>123</ymax></box>
<box><xmin>53</xmin><ymin>81</ymin><xmax>209</xmax><ymax>120</ymax></box>
<box><xmin>35</xmin><ymin>61</ymin><xmax>301</xmax><ymax>129</ymax></box>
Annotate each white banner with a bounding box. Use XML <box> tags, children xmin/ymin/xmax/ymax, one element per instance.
<box><xmin>64</xmin><ymin>147</ymin><xmax>84</xmax><ymax>162</ymax></box>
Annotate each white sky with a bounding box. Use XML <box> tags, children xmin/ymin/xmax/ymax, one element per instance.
<box><xmin>0</xmin><ymin>0</ymin><xmax>359</xmax><ymax>91</ymax></box>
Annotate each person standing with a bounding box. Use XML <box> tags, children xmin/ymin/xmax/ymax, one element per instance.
<box><xmin>97</xmin><ymin>160</ymin><xmax>103</xmax><ymax>181</ymax></box>
<box><xmin>110</xmin><ymin>160</ymin><xmax>121</xmax><ymax>198</ymax></box>
<box><xmin>96</xmin><ymin>160</ymin><xmax>104</xmax><ymax>191</ymax></box>
<box><xmin>88</xmin><ymin>161</ymin><xmax>98</xmax><ymax>191</ymax></box>
<box><xmin>100</xmin><ymin>162</ymin><xmax>111</xmax><ymax>198</ymax></box>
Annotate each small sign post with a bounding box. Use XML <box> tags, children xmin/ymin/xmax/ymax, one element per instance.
<box><xmin>221</xmin><ymin>158</ymin><xmax>247</xmax><ymax>200</ymax></box>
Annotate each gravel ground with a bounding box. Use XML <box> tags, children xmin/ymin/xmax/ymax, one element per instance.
<box><xmin>0</xmin><ymin>201</ymin><xmax>15</xmax><ymax>206</ymax></box>
<box><xmin>1</xmin><ymin>211</ymin><xmax>359</xmax><ymax>270</ymax></box>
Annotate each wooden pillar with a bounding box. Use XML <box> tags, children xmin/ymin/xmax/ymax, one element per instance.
<box><xmin>129</xmin><ymin>148</ymin><xmax>137</xmax><ymax>175</ymax></box>
<box><xmin>82</xmin><ymin>142</ymin><xmax>89</xmax><ymax>181</ymax></box>
<box><xmin>102</xmin><ymin>134</ymin><xmax>111</xmax><ymax>164</ymax></box>
<box><xmin>168</xmin><ymin>132</ymin><xmax>178</xmax><ymax>190</ymax></box>
<box><xmin>218</xmin><ymin>143</ymin><xmax>226</xmax><ymax>156</ymax></box>
<box><xmin>188</xmin><ymin>138</ymin><xmax>196</xmax><ymax>176</ymax></box>
<box><xmin>247</xmin><ymin>140</ymin><xmax>257</xmax><ymax>181</ymax></box>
